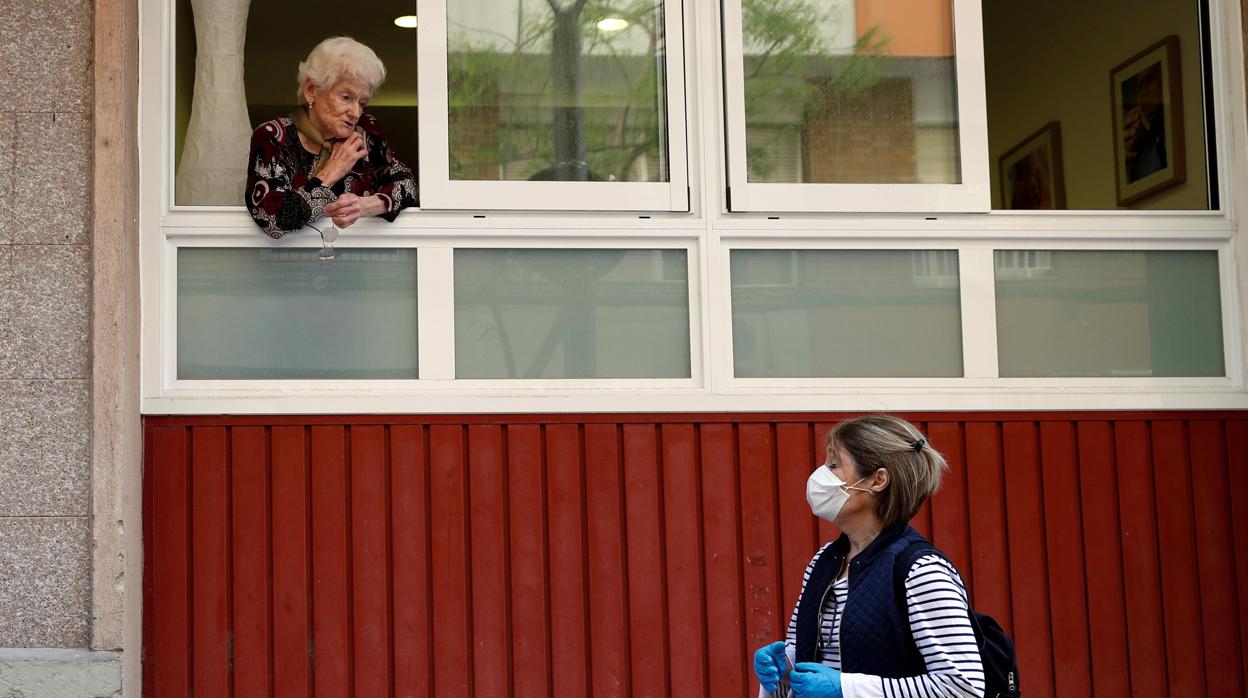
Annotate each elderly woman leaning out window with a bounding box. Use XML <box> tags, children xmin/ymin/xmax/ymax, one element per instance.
<box><xmin>246</xmin><ymin>36</ymin><xmax>418</xmax><ymax>239</ymax></box>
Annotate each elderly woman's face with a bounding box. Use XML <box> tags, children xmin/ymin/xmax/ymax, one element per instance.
<box><xmin>306</xmin><ymin>78</ymin><xmax>371</xmax><ymax>140</ymax></box>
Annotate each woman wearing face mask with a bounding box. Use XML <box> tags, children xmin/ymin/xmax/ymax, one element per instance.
<box><xmin>752</xmin><ymin>415</ymin><xmax>985</xmax><ymax>698</ymax></box>
<box><xmin>246</xmin><ymin>36</ymin><xmax>418</xmax><ymax>238</ymax></box>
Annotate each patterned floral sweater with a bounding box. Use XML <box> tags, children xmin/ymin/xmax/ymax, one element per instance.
<box><xmin>245</xmin><ymin>114</ymin><xmax>418</xmax><ymax>238</ymax></box>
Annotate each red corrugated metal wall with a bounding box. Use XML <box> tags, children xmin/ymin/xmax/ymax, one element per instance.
<box><xmin>143</xmin><ymin>412</ymin><xmax>1248</xmax><ymax>697</ymax></box>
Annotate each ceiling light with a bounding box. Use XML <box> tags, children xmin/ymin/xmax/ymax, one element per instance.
<box><xmin>394</xmin><ymin>15</ymin><xmax>419</xmax><ymax>29</ymax></box>
<box><xmin>596</xmin><ymin>17</ymin><xmax>629</xmax><ymax>32</ymax></box>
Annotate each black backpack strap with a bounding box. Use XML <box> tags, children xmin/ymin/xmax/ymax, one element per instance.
<box><xmin>893</xmin><ymin>542</ymin><xmax>981</xmax><ymax>636</ymax></box>
<box><xmin>892</xmin><ymin>545</ymin><xmax>1021</xmax><ymax>698</ymax></box>
<box><xmin>892</xmin><ymin>539</ymin><xmax>941</xmax><ymax>612</ymax></box>
<box><xmin>892</xmin><ymin>542</ymin><xmax>986</xmax><ymax>652</ymax></box>
<box><xmin>890</xmin><ymin>539</ymin><xmax>940</xmax><ymax>665</ymax></box>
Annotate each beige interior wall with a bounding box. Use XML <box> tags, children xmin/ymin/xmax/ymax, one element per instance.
<box><xmin>984</xmin><ymin>0</ymin><xmax>1210</xmax><ymax>209</ymax></box>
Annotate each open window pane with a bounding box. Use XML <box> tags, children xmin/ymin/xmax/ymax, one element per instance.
<box><xmin>995</xmin><ymin>250</ymin><xmax>1224</xmax><ymax>377</ymax></box>
<box><xmin>454</xmin><ymin>249</ymin><xmax>691</xmax><ymax>378</ymax></box>
<box><xmin>173</xmin><ymin>0</ymin><xmax>419</xmax><ymax>207</ymax></box>
<box><xmin>985</xmin><ymin>0</ymin><xmax>1214</xmax><ymax>210</ymax></box>
<box><xmin>177</xmin><ymin>249</ymin><xmax>419</xmax><ymax>379</ymax></box>
<box><xmin>722</xmin><ymin>0</ymin><xmax>988</xmax><ymax>211</ymax></box>
<box><xmin>419</xmin><ymin>0</ymin><xmax>689</xmax><ymax>210</ymax></box>
<box><xmin>730</xmin><ymin>250</ymin><xmax>963</xmax><ymax>377</ymax></box>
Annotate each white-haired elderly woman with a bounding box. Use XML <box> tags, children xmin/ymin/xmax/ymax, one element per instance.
<box><xmin>752</xmin><ymin>415</ymin><xmax>986</xmax><ymax>698</ymax></box>
<box><xmin>246</xmin><ymin>36</ymin><xmax>417</xmax><ymax>238</ymax></box>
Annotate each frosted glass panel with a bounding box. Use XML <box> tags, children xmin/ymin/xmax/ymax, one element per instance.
<box><xmin>995</xmin><ymin>251</ymin><xmax>1224</xmax><ymax>377</ymax></box>
<box><xmin>455</xmin><ymin>249</ymin><xmax>690</xmax><ymax>378</ymax></box>
<box><xmin>730</xmin><ymin>250</ymin><xmax>962</xmax><ymax>377</ymax></box>
<box><xmin>178</xmin><ymin>249</ymin><xmax>418</xmax><ymax>379</ymax></box>
<box><xmin>741</xmin><ymin>0</ymin><xmax>960</xmax><ymax>184</ymax></box>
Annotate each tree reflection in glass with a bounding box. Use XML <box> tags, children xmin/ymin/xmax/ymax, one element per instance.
<box><xmin>447</xmin><ymin>0</ymin><xmax>670</xmax><ymax>183</ymax></box>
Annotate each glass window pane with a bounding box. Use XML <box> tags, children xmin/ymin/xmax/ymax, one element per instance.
<box><xmin>730</xmin><ymin>250</ymin><xmax>963</xmax><ymax>377</ymax></box>
<box><xmin>741</xmin><ymin>0</ymin><xmax>960</xmax><ymax>184</ymax></box>
<box><xmin>174</xmin><ymin>0</ymin><xmax>419</xmax><ymax>205</ymax></box>
<box><xmin>448</xmin><ymin>1</ymin><xmax>671</xmax><ymax>182</ymax></box>
<box><xmin>455</xmin><ymin>249</ymin><xmax>690</xmax><ymax>378</ymax></box>
<box><xmin>178</xmin><ymin>249</ymin><xmax>419</xmax><ymax>379</ymax></box>
<box><xmin>985</xmin><ymin>2</ymin><xmax>1213</xmax><ymax>210</ymax></box>
<box><xmin>995</xmin><ymin>251</ymin><xmax>1224</xmax><ymax>377</ymax></box>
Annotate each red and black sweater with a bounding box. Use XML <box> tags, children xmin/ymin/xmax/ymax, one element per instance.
<box><xmin>245</xmin><ymin>113</ymin><xmax>418</xmax><ymax>238</ymax></box>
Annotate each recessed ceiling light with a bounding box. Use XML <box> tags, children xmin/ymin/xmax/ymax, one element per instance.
<box><xmin>394</xmin><ymin>15</ymin><xmax>419</xmax><ymax>29</ymax></box>
<box><xmin>596</xmin><ymin>17</ymin><xmax>629</xmax><ymax>32</ymax></box>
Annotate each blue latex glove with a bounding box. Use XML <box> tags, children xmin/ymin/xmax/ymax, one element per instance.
<box><xmin>789</xmin><ymin>662</ymin><xmax>843</xmax><ymax>698</ymax></box>
<box><xmin>752</xmin><ymin>641</ymin><xmax>788</xmax><ymax>692</ymax></box>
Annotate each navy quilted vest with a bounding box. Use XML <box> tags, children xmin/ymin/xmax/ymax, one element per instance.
<box><xmin>793</xmin><ymin>524</ymin><xmax>928</xmax><ymax>678</ymax></box>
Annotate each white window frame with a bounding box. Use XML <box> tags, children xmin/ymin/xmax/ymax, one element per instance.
<box><xmin>138</xmin><ymin>0</ymin><xmax>1248</xmax><ymax>414</ymax></box>
<box><xmin>720</xmin><ymin>0</ymin><xmax>990</xmax><ymax>213</ymax></box>
<box><xmin>416</xmin><ymin>0</ymin><xmax>692</xmax><ymax>211</ymax></box>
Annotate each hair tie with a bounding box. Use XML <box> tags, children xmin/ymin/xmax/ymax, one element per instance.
<box><xmin>910</xmin><ymin>437</ymin><xmax>926</xmax><ymax>452</ymax></box>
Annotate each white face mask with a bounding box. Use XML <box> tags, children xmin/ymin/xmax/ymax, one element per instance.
<box><xmin>806</xmin><ymin>466</ymin><xmax>871</xmax><ymax>523</ymax></box>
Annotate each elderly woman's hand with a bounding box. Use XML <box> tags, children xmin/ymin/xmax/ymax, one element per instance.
<box><xmin>316</xmin><ymin>131</ymin><xmax>367</xmax><ymax>187</ymax></box>
<box><xmin>324</xmin><ymin>193</ymin><xmax>386</xmax><ymax>228</ymax></box>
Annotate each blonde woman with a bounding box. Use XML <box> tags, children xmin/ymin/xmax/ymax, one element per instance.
<box><xmin>753</xmin><ymin>415</ymin><xmax>985</xmax><ymax>698</ymax></box>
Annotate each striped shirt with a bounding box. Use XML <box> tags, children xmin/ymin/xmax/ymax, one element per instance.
<box><xmin>780</xmin><ymin>549</ymin><xmax>985</xmax><ymax>698</ymax></box>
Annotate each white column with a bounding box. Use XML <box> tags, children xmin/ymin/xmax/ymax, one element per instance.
<box><xmin>174</xmin><ymin>0</ymin><xmax>252</xmax><ymax>205</ymax></box>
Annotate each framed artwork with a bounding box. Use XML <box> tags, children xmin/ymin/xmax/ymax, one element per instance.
<box><xmin>998</xmin><ymin>122</ymin><xmax>1066</xmax><ymax>209</ymax></box>
<box><xmin>1110</xmin><ymin>35</ymin><xmax>1186</xmax><ymax>206</ymax></box>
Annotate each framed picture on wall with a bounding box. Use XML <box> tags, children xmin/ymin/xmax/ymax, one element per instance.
<box><xmin>1110</xmin><ymin>35</ymin><xmax>1186</xmax><ymax>206</ymax></box>
<box><xmin>998</xmin><ymin>121</ymin><xmax>1066</xmax><ymax>209</ymax></box>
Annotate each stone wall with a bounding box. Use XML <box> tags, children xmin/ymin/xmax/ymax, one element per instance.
<box><xmin>0</xmin><ymin>0</ymin><xmax>95</xmax><ymax>649</ymax></box>
<box><xmin>0</xmin><ymin>650</ymin><xmax>120</xmax><ymax>697</ymax></box>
